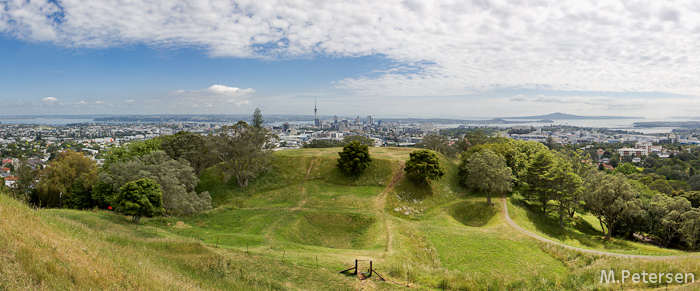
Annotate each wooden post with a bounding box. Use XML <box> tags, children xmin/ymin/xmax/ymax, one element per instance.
<box><xmin>354</xmin><ymin>260</ymin><xmax>358</xmax><ymax>276</ymax></box>
<box><xmin>369</xmin><ymin>261</ymin><xmax>373</xmax><ymax>276</ymax></box>
<box><xmin>406</xmin><ymin>270</ymin><xmax>409</xmax><ymax>287</ymax></box>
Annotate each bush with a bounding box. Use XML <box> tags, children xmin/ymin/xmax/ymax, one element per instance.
<box><xmin>114</xmin><ymin>178</ymin><xmax>165</xmax><ymax>223</ymax></box>
<box><xmin>337</xmin><ymin>141</ymin><xmax>372</xmax><ymax>175</ymax></box>
<box><xmin>404</xmin><ymin>150</ymin><xmax>445</xmax><ymax>185</ymax></box>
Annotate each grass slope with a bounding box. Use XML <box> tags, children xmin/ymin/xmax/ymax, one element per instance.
<box><xmin>507</xmin><ymin>197</ymin><xmax>686</xmax><ymax>256</ymax></box>
<box><xmin>4</xmin><ymin>147</ymin><xmax>700</xmax><ymax>290</ymax></box>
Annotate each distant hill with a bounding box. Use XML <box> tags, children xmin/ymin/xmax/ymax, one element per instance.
<box><xmin>503</xmin><ymin>112</ymin><xmax>641</xmax><ymax>120</ymax></box>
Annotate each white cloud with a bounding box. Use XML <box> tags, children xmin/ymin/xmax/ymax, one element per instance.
<box><xmin>42</xmin><ymin>96</ymin><xmax>58</xmax><ymax>104</ymax></box>
<box><xmin>3</xmin><ymin>0</ymin><xmax>700</xmax><ymax>101</ymax></box>
<box><xmin>163</xmin><ymin>84</ymin><xmax>254</xmax><ymax>109</ymax></box>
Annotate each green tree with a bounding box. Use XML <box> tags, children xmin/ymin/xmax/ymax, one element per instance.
<box><xmin>415</xmin><ymin>134</ymin><xmax>459</xmax><ymax>158</ymax></box>
<box><xmin>548</xmin><ymin>157</ymin><xmax>583</xmax><ymax>227</ymax></box>
<box><xmin>614</xmin><ymin>163</ymin><xmax>639</xmax><ymax>175</ymax></box>
<box><xmin>10</xmin><ymin>157</ymin><xmax>38</xmax><ymax>203</ymax></box>
<box><xmin>460</xmin><ymin>149</ymin><xmax>512</xmax><ymax>205</ymax></box>
<box><xmin>214</xmin><ymin>114</ymin><xmax>276</xmax><ymax>188</ymax></box>
<box><xmin>251</xmin><ymin>108</ymin><xmax>265</xmax><ymax>129</ymax></box>
<box><xmin>114</xmin><ymin>178</ymin><xmax>165</xmax><ymax>223</ymax></box>
<box><xmin>583</xmin><ymin>171</ymin><xmax>642</xmax><ymax>239</ymax></box>
<box><xmin>342</xmin><ymin>135</ymin><xmax>375</xmax><ymax>147</ymax></box>
<box><xmin>103</xmin><ymin>138</ymin><xmax>163</xmax><ymax>169</ymax></box>
<box><xmin>337</xmin><ymin>141</ymin><xmax>372</xmax><ymax>176</ymax></box>
<box><xmin>404</xmin><ymin>150</ymin><xmax>445</xmax><ymax>185</ymax></box>
<box><xmin>35</xmin><ymin>150</ymin><xmax>99</xmax><ymax>208</ymax></box>
<box><xmin>100</xmin><ymin>151</ymin><xmax>211</xmax><ymax>216</ymax></box>
<box><xmin>463</xmin><ymin>130</ymin><xmax>491</xmax><ymax>147</ymax></box>
<box><xmin>303</xmin><ymin>139</ymin><xmax>345</xmax><ymax>148</ymax></box>
<box><xmin>522</xmin><ymin>151</ymin><xmax>556</xmax><ymax>213</ymax></box>
<box><xmin>688</xmin><ymin>174</ymin><xmax>700</xmax><ymax>191</ymax></box>
<box><xmin>679</xmin><ymin>209</ymin><xmax>700</xmax><ymax>251</ymax></box>
<box><xmin>649</xmin><ymin>194</ymin><xmax>692</xmax><ymax>247</ymax></box>
<box><xmin>162</xmin><ymin>132</ymin><xmax>217</xmax><ymax>176</ymax></box>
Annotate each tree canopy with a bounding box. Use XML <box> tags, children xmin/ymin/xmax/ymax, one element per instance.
<box><xmin>415</xmin><ymin>134</ymin><xmax>459</xmax><ymax>158</ymax></box>
<box><xmin>35</xmin><ymin>150</ymin><xmax>99</xmax><ymax>208</ymax></box>
<box><xmin>460</xmin><ymin>149</ymin><xmax>512</xmax><ymax>205</ymax></box>
<box><xmin>337</xmin><ymin>141</ymin><xmax>372</xmax><ymax>176</ymax></box>
<box><xmin>162</xmin><ymin>131</ymin><xmax>217</xmax><ymax>176</ymax></box>
<box><xmin>213</xmin><ymin>111</ymin><xmax>276</xmax><ymax>188</ymax></box>
<box><xmin>100</xmin><ymin>151</ymin><xmax>211</xmax><ymax>216</ymax></box>
<box><xmin>114</xmin><ymin>178</ymin><xmax>165</xmax><ymax>223</ymax></box>
<box><xmin>583</xmin><ymin>171</ymin><xmax>642</xmax><ymax>239</ymax></box>
<box><xmin>404</xmin><ymin>150</ymin><xmax>445</xmax><ymax>185</ymax></box>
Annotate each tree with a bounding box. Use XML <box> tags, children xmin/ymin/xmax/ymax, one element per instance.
<box><xmin>251</xmin><ymin>107</ymin><xmax>265</xmax><ymax>129</ymax></box>
<box><xmin>583</xmin><ymin>171</ymin><xmax>642</xmax><ymax>239</ymax></box>
<box><xmin>213</xmin><ymin>109</ymin><xmax>276</xmax><ymax>188</ymax></box>
<box><xmin>415</xmin><ymin>134</ymin><xmax>459</xmax><ymax>158</ymax></box>
<box><xmin>342</xmin><ymin>135</ymin><xmax>374</xmax><ymax>147</ymax></box>
<box><xmin>679</xmin><ymin>208</ymin><xmax>700</xmax><ymax>251</ymax></box>
<box><xmin>463</xmin><ymin>130</ymin><xmax>491</xmax><ymax>147</ymax></box>
<box><xmin>103</xmin><ymin>138</ymin><xmax>163</xmax><ymax>169</ymax></box>
<box><xmin>460</xmin><ymin>149</ymin><xmax>512</xmax><ymax>205</ymax></box>
<box><xmin>649</xmin><ymin>194</ymin><xmax>692</xmax><ymax>247</ymax></box>
<box><xmin>35</xmin><ymin>150</ymin><xmax>99</xmax><ymax>208</ymax></box>
<box><xmin>303</xmin><ymin>139</ymin><xmax>345</xmax><ymax>148</ymax></box>
<box><xmin>545</xmin><ymin>135</ymin><xmax>557</xmax><ymax>150</ymax></box>
<box><xmin>522</xmin><ymin>151</ymin><xmax>556</xmax><ymax>213</ymax></box>
<box><xmin>548</xmin><ymin>157</ymin><xmax>583</xmax><ymax>227</ymax></box>
<box><xmin>614</xmin><ymin>163</ymin><xmax>639</xmax><ymax>175</ymax></box>
<box><xmin>337</xmin><ymin>141</ymin><xmax>372</xmax><ymax>176</ymax></box>
<box><xmin>404</xmin><ymin>150</ymin><xmax>445</xmax><ymax>185</ymax></box>
<box><xmin>100</xmin><ymin>151</ymin><xmax>211</xmax><ymax>216</ymax></box>
<box><xmin>114</xmin><ymin>178</ymin><xmax>165</xmax><ymax>223</ymax></box>
<box><xmin>688</xmin><ymin>174</ymin><xmax>700</xmax><ymax>191</ymax></box>
<box><xmin>10</xmin><ymin>157</ymin><xmax>38</xmax><ymax>203</ymax></box>
<box><xmin>162</xmin><ymin>132</ymin><xmax>217</xmax><ymax>176</ymax></box>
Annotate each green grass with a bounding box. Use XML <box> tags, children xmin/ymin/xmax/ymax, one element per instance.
<box><xmin>507</xmin><ymin>196</ymin><xmax>686</xmax><ymax>256</ymax></box>
<box><xmin>4</xmin><ymin>147</ymin><xmax>700</xmax><ymax>290</ymax></box>
<box><xmin>281</xmin><ymin>211</ymin><xmax>382</xmax><ymax>249</ymax></box>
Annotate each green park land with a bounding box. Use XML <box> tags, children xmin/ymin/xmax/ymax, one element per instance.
<box><xmin>1</xmin><ymin>147</ymin><xmax>698</xmax><ymax>290</ymax></box>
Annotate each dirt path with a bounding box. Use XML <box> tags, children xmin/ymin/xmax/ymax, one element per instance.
<box><xmin>376</xmin><ymin>162</ymin><xmax>404</xmax><ymax>254</ymax></box>
<box><xmin>291</xmin><ymin>159</ymin><xmax>316</xmax><ymax>211</ymax></box>
<box><xmin>501</xmin><ymin>196</ymin><xmax>700</xmax><ymax>260</ymax></box>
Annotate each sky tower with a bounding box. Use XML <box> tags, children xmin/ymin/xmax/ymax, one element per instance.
<box><xmin>314</xmin><ymin>100</ymin><xmax>320</xmax><ymax>127</ymax></box>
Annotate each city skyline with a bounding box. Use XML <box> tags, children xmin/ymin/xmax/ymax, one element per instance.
<box><xmin>1</xmin><ymin>1</ymin><xmax>700</xmax><ymax>118</ymax></box>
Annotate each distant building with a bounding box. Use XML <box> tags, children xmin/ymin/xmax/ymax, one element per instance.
<box><xmin>618</xmin><ymin>141</ymin><xmax>656</xmax><ymax>157</ymax></box>
<box><xmin>314</xmin><ymin>101</ymin><xmax>320</xmax><ymax>127</ymax></box>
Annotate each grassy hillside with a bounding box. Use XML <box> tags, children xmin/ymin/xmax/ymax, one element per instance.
<box><xmin>3</xmin><ymin>147</ymin><xmax>700</xmax><ymax>290</ymax></box>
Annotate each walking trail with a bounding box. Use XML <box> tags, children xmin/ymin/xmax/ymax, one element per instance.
<box><xmin>501</xmin><ymin>196</ymin><xmax>700</xmax><ymax>260</ymax></box>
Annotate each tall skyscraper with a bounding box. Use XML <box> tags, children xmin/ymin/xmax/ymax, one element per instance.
<box><xmin>314</xmin><ymin>100</ymin><xmax>320</xmax><ymax>127</ymax></box>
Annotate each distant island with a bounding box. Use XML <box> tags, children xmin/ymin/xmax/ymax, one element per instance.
<box><xmin>503</xmin><ymin>112</ymin><xmax>641</xmax><ymax>120</ymax></box>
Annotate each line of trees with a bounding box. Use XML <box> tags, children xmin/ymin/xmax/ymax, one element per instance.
<box><xmin>4</xmin><ymin>109</ymin><xmax>276</xmax><ymax>223</ymax></box>
<box><xmin>459</xmin><ymin>137</ymin><xmax>700</xmax><ymax>250</ymax></box>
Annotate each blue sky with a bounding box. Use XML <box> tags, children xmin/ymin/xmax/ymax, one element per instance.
<box><xmin>2</xmin><ymin>0</ymin><xmax>700</xmax><ymax>118</ymax></box>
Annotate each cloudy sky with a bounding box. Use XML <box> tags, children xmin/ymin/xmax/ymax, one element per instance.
<box><xmin>1</xmin><ymin>0</ymin><xmax>700</xmax><ymax>118</ymax></box>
